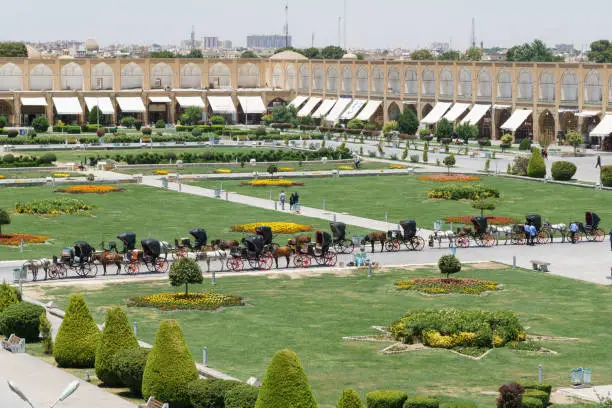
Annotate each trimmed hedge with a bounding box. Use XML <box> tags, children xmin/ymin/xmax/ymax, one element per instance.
<box><xmin>224</xmin><ymin>383</ymin><xmax>259</xmax><ymax>408</ymax></box>
<box><xmin>519</xmin><ymin>382</ymin><xmax>551</xmax><ymax>396</ymax></box>
<box><xmin>522</xmin><ymin>390</ymin><xmax>548</xmax><ymax>407</ymax></box>
<box><xmin>255</xmin><ymin>349</ymin><xmax>317</xmax><ymax>408</ymax></box>
<box><xmin>366</xmin><ymin>390</ymin><xmax>408</xmax><ymax>408</ymax></box>
<box><xmin>111</xmin><ymin>348</ymin><xmax>150</xmax><ymax>397</ymax></box>
<box><xmin>54</xmin><ymin>294</ymin><xmax>101</xmax><ymax>368</ymax></box>
<box><xmin>0</xmin><ymin>301</ymin><xmax>45</xmax><ymax>341</ymax></box>
<box><xmin>521</xmin><ymin>397</ymin><xmax>543</xmax><ymax>408</ymax></box>
<box><xmin>337</xmin><ymin>389</ymin><xmax>364</xmax><ymax>408</ymax></box>
<box><xmin>404</xmin><ymin>397</ymin><xmax>439</xmax><ymax>408</ymax></box>
<box><xmin>142</xmin><ymin>320</ymin><xmax>198</xmax><ymax>407</ymax></box>
<box><xmin>527</xmin><ymin>149</ymin><xmax>546</xmax><ymax>179</ymax></box>
<box><xmin>518</xmin><ymin>139</ymin><xmax>532</xmax><ymax>151</ymax></box>
<box><xmin>95</xmin><ymin>307</ymin><xmax>139</xmax><ymax>386</ymax></box>
<box><xmin>551</xmin><ymin>161</ymin><xmax>576</xmax><ymax>181</ymax></box>
<box><xmin>0</xmin><ymin>281</ymin><xmax>21</xmax><ymax>312</ymax></box>
<box><xmin>439</xmin><ymin>403</ymin><xmax>477</xmax><ymax>408</ymax></box>
<box><xmin>188</xmin><ymin>379</ymin><xmax>242</xmax><ymax>408</ymax></box>
<box><xmin>601</xmin><ymin>165</ymin><xmax>612</xmax><ymax>187</ymax></box>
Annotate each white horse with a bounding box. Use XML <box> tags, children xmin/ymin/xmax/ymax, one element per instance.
<box><xmin>489</xmin><ymin>225</ymin><xmax>514</xmax><ymax>244</ymax></box>
<box><xmin>182</xmin><ymin>249</ymin><xmax>229</xmax><ymax>272</ymax></box>
<box><xmin>22</xmin><ymin>259</ymin><xmax>51</xmax><ymax>281</ymax></box>
<box><xmin>428</xmin><ymin>231</ymin><xmax>455</xmax><ymax>248</ymax></box>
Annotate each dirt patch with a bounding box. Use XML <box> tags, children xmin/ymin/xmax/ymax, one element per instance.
<box><xmin>464</xmin><ymin>262</ymin><xmax>509</xmax><ymax>270</ymax></box>
<box><xmin>528</xmin><ymin>334</ymin><xmax>580</xmax><ymax>342</ymax></box>
<box><xmin>550</xmin><ymin>390</ymin><xmax>580</xmax><ymax>405</ymax></box>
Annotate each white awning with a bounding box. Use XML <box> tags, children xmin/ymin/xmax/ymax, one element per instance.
<box><xmin>500</xmin><ymin>109</ymin><xmax>532</xmax><ymax>131</ymax></box>
<box><xmin>84</xmin><ymin>97</ymin><xmax>114</xmax><ymax>115</ymax></box>
<box><xmin>116</xmin><ymin>97</ymin><xmax>146</xmax><ymax>113</ymax></box>
<box><xmin>403</xmin><ymin>101</ymin><xmax>417</xmax><ymax>105</ymax></box>
<box><xmin>149</xmin><ymin>96</ymin><xmax>171</xmax><ymax>103</ymax></box>
<box><xmin>311</xmin><ymin>99</ymin><xmax>336</xmax><ymax>119</ymax></box>
<box><xmin>238</xmin><ymin>96</ymin><xmax>266</xmax><ymax>114</ymax></box>
<box><xmin>577</xmin><ymin>110</ymin><xmax>600</xmax><ymax>118</ymax></box>
<box><xmin>325</xmin><ymin>98</ymin><xmax>351</xmax><ymax>122</ymax></box>
<box><xmin>356</xmin><ymin>100</ymin><xmax>382</xmax><ymax>121</ymax></box>
<box><xmin>297</xmin><ymin>97</ymin><xmax>321</xmax><ymax>117</ymax></box>
<box><xmin>590</xmin><ymin>114</ymin><xmax>612</xmax><ymax>137</ymax></box>
<box><xmin>340</xmin><ymin>99</ymin><xmax>367</xmax><ymax>120</ymax></box>
<box><xmin>20</xmin><ymin>97</ymin><xmax>47</xmax><ymax>106</ymax></box>
<box><xmin>460</xmin><ymin>104</ymin><xmax>491</xmax><ymax>125</ymax></box>
<box><xmin>52</xmin><ymin>97</ymin><xmax>82</xmax><ymax>115</ymax></box>
<box><xmin>208</xmin><ymin>96</ymin><xmax>236</xmax><ymax>114</ymax></box>
<box><xmin>289</xmin><ymin>95</ymin><xmax>307</xmax><ymax>109</ymax></box>
<box><xmin>559</xmin><ymin>108</ymin><xmax>579</xmax><ymax>113</ymax></box>
<box><xmin>443</xmin><ymin>103</ymin><xmax>471</xmax><ymax>122</ymax></box>
<box><xmin>176</xmin><ymin>96</ymin><xmax>205</xmax><ymax>108</ymax></box>
<box><xmin>420</xmin><ymin>102</ymin><xmax>452</xmax><ymax>125</ymax></box>
<box><xmin>493</xmin><ymin>104</ymin><xmax>511</xmax><ymax>110</ymax></box>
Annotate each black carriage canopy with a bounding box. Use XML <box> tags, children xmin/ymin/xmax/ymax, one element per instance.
<box><xmin>245</xmin><ymin>234</ymin><xmax>265</xmax><ymax>253</ymax></box>
<box><xmin>141</xmin><ymin>239</ymin><xmax>162</xmax><ymax>257</ymax></box>
<box><xmin>400</xmin><ymin>220</ymin><xmax>417</xmax><ymax>237</ymax></box>
<box><xmin>317</xmin><ymin>231</ymin><xmax>332</xmax><ymax>249</ymax></box>
<box><xmin>330</xmin><ymin>222</ymin><xmax>347</xmax><ymax>240</ymax></box>
<box><xmin>73</xmin><ymin>241</ymin><xmax>93</xmax><ymax>258</ymax></box>
<box><xmin>117</xmin><ymin>232</ymin><xmax>136</xmax><ymax>251</ymax></box>
<box><xmin>586</xmin><ymin>212</ymin><xmax>601</xmax><ymax>228</ymax></box>
<box><xmin>471</xmin><ymin>217</ymin><xmax>488</xmax><ymax>232</ymax></box>
<box><xmin>189</xmin><ymin>228</ymin><xmax>208</xmax><ymax>248</ymax></box>
<box><xmin>255</xmin><ymin>226</ymin><xmax>273</xmax><ymax>245</ymax></box>
<box><xmin>526</xmin><ymin>214</ymin><xmax>542</xmax><ymax>231</ymax></box>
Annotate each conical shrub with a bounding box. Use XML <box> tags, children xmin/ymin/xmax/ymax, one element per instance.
<box><xmin>142</xmin><ymin>320</ymin><xmax>198</xmax><ymax>407</ymax></box>
<box><xmin>95</xmin><ymin>307</ymin><xmax>139</xmax><ymax>386</ymax></box>
<box><xmin>337</xmin><ymin>389</ymin><xmax>364</xmax><ymax>408</ymax></box>
<box><xmin>255</xmin><ymin>349</ymin><xmax>317</xmax><ymax>408</ymax></box>
<box><xmin>54</xmin><ymin>294</ymin><xmax>100</xmax><ymax>368</ymax></box>
<box><xmin>527</xmin><ymin>148</ymin><xmax>546</xmax><ymax>178</ymax></box>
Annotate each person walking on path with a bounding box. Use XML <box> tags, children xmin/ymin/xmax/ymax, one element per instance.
<box><xmin>529</xmin><ymin>224</ymin><xmax>537</xmax><ymax>246</ymax></box>
<box><xmin>596</xmin><ymin>155</ymin><xmax>602</xmax><ymax>168</ymax></box>
<box><xmin>279</xmin><ymin>191</ymin><xmax>286</xmax><ymax>210</ymax></box>
<box><xmin>569</xmin><ymin>222</ymin><xmax>579</xmax><ymax>244</ymax></box>
<box><xmin>609</xmin><ymin>230</ymin><xmax>612</xmax><ymax>251</ymax></box>
<box><xmin>524</xmin><ymin>223</ymin><xmax>531</xmax><ymax>245</ymax></box>
<box><xmin>289</xmin><ymin>193</ymin><xmax>295</xmax><ymax>211</ymax></box>
<box><xmin>294</xmin><ymin>192</ymin><xmax>299</xmax><ymax>206</ymax></box>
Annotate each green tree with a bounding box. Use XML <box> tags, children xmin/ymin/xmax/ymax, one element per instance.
<box><xmin>587</xmin><ymin>40</ymin><xmax>612</xmax><ymax>63</ymax></box>
<box><xmin>95</xmin><ymin>307</ymin><xmax>139</xmax><ymax>386</ymax></box>
<box><xmin>142</xmin><ymin>320</ymin><xmax>198</xmax><ymax>406</ymax></box>
<box><xmin>273</xmin><ymin>46</ymin><xmax>302</xmax><ymax>55</ymax></box>
<box><xmin>255</xmin><ymin>349</ymin><xmax>317</xmax><ymax>408</ymax></box>
<box><xmin>0</xmin><ymin>209</ymin><xmax>9</xmax><ymax>235</ymax></box>
<box><xmin>455</xmin><ymin>123</ymin><xmax>478</xmax><ymax>142</ymax></box>
<box><xmin>184</xmin><ymin>49</ymin><xmax>203</xmax><ymax>58</ymax></box>
<box><xmin>472</xmin><ymin>199</ymin><xmax>497</xmax><ymax>217</ymax></box>
<box><xmin>39</xmin><ymin>311</ymin><xmax>53</xmax><ymax>354</ymax></box>
<box><xmin>180</xmin><ymin>106</ymin><xmax>202</xmax><ymax>125</ymax></box>
<box><xmin>111</xmin><ymin>348</ymin><xmax>150</xmax><ymax>397</ymax></box>
<box><xmin>149</xmin><ymin>50</ymin><xmax>175</xmax><ymax>58</ymax></box>
<box><xmin>210</xmin><ymin>115</ymin><xmax>225</xmax><ymax>125</ymax></box>
<box><xmin>566</xmin><ymin>130</ymin><xmax>584</xmax><ymax>156</ymax></box>
<box><xmin>271</xmin><ymin>105</ymin><xmax>298</xmax><ymax>124</ymax></box>
<box><xmin>410</xmin><ymin>49</ymin><xmax>433</xmax><ymax>60</ymax></box>
<box><xmin>121</xmin><ymin>116</ymin><xmax>136</xmax><ymax>128</ymax></box>
<box><xmin>337</xmin><ymin>389</ymin><xmax>364</xmax><ymax>408</ymax></box>
<box><xmin>435</xmin><ymin>118</ymin><xmax>453</xmax><ymax>141</ymax></box>
<box><xmin>501</xmin><ymin>134</ymin><xmax>513</xmax><ymax>150</ymax></box>
<box><xmin>0</xmin><ymin>281</ymin><xmax>20</xmax><ymax>312</ymax></box>
<box><xmin>422</xmin><ymin>142</ymin><xmax>429</xmax><ymax>163</ymax></box>
<box><xmin>0</xmin><ymin>115</ymin><xmax>8</xmax><ymax>128</ymax></box>
<box><xmin>32</xmin><ymin>116</ymin><xmax>49</xmax><ymax>133</ymax></box>
<box><xmin>398</xmin><ymin>108</ymin><xmax>419</xmax><ymax>134</ymax></box>
<box><xmin>0</xmin><ymin>42</ymin><xmax>28</xmax><ymax>57</ymax></box>
<box><xmin>87</xmin><ymin>106</ymin><xmax>103</xmax><ymax>127</ymax></box>
<box><xmin>437</xmin><ymin>50</ymin><xmax>461</xmax><ymax>60</ymax></box>
<box><xmin>168</xmin><ymin>258</ymin><xmax>203</xmax><ymax>296</ymax></box>
<box><xmin>506</xmin><ymin>39</ymin><xmax>562</xmax><ymax>62</ymax></box>
<box><xmin>302</xmin><ymin>47</ymin><xmax>321</xmax><ymax>59</ymax></box>
<box><xmin>321</xmin><ymin>45</ymin><xmax>346</xmax><ymax>59</ymax></box>
<box><xmin>240</xmin><ymin>51</ymin><xmax>259</xmax><ymax>58</ymax></box>
<box><xmin>443</xmin><ymin>154</ymin><xmax>456</xmax><ymax>175</ymax></box>
<box><xmin>267</xmin><ymin>164</ymin><xmax>279</xmax><ymax>177</ymax></box>
<box><xmin>464</xmin><ymin>47</ymin><xmax>483</xmax><ymax>61</ymax></box>
<box><xmin>225</xmin><ymin>383</ymin><xmax>260</xmax><ymax>408</ymax></box>
<box><xmin>438</xmin><ymin>254</ymin><xmax>462</xmax><ymax>279</ymax></box>
<box><xmin>54</xmin><ymin>294</ymin><xmax>101</xmax><ymax>368</ymax></box>
<box><xmin>527</xmin><ymin>148</ymin><xmax>546</xmax><ymax>178</ymax></box>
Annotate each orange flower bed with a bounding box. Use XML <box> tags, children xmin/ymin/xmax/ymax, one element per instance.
<box><xmin>419</xmin><ymin>174</ymin><xmax>480</xmax><ymax>182</ymax></box>
<box><xmin>0</xmin><ymin>234</ymin><xmax>50</xmax><ymax>246</ymax></box>
<box><xmin>55</xmin><ymin>185</ymin><xmax>125</xmax><ymax>194</ymax></box>
<box><xmin>444</xmin><ymin>216</ymin><xmax>520</xmax><ymax>226</ymax></box>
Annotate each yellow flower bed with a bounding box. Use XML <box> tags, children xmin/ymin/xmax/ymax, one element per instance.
<box><xmin>231</xmin><ymin>222</ymin><xmax>313</xmax><ymax>234</ymax></box>
<box><xmin>0</xmin><ymin>175</ymin><xmax>4</xmax><ymax>179</ymax></box>
<box><xmin>154</xmin><ymin>170</ymin><xmax>169</xmax><ymax>175</ymax></box>
<box><xmin>423</xmin><ymin>329</ymin><xmax>477</xmax><ymax>348</ymax></box>
<box><xmin>215</xmin><ymin>169</ymin><xmax>232</xmax><ymax>174</ymax></box>
<box><xmin>388</xmin><ymin>164</ymin><xmax>407</xmax><ymax>169</ymax></box>
<box><xmin>244</xmin><ymin>179</ymin><xmax>303</xmax><ymax>187</ymax></box>
<box><xmin>279</xmin><ymin>167</ymin><xmax>295</xmax><ymax>172</ymax></box>
<box><xmin>55</xmin><ymin>185</ymin><xmax>124</xmax><ymax>194</ymax></box>
<box><xmin>338</xmin><ymin>165</ymin><xmax>353</xmax><ymax>170</ymax></box>
<box><xmin>127</xmin><ymin>291</ymin><xmax>244</xmax><ymax>310</ymax></box>
<box><xmin>53</xmin><ymin>173</ymin><xmax>70</xmax><ymax>178</ymax></box>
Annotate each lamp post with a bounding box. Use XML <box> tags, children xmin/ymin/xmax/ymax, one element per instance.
<box><xmin>7</xmin><ymin>379</ymin><xmax>80</xmax><ymax>408</ymax></box>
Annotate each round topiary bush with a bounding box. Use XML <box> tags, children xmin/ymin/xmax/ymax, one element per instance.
<box><xmin>337</xmin><ymin>389</ymin><xmax>364</xmax><ymax>408</ymax></box>
<box><xmin>192</xmin><ymin>127</ymin><xmax>203</xmax><ymax>137</ymax></box>
<box><xmin>155</xmin><ymin>119</ymin><xmax>166</xmax><ymax>129</ymax></box>
<box><xmin>142</xmin><ymin>320</ymin><xmax>198</xmax><ymax>407</ymax></box>
<box><xmin>95</xmin><ymin>307</ymin><xmax>139</xmax><ymax>386</ymax></box>
<box><xmin>497</xmin><ymin>383</ymin><xmax>524</xmax><ymax>408</ymax></box>
<box><xmin>187</xmin><ymin>378</ymin><xmax>242</xmax><ymax>408</ymax></box>
<box><xmin>527</xmin><ymin>149</ymin><xmax>546</xmax><ymax>179</ymax></box>
<box><xmin>0</xmin><ymin>281</ymin><xmax>21</xmax><ymax>312</ymax></box>
<box><xmin>366</xmin><ymin>390</ymin><xmax>408</xmax><ymax>408</ymax></box>
<box><xmin>551</xmin><ymin>161</ymin><xmax>577</xmax><ymax>181</ymax></box>
<box><xmin>438</xmin><ymin>255</ymin><xmax>461</xmax><ymax>278</ymax></box>
<box><xmin>518</xmin><ymin>138</ymin><xmax>532</xmax><ymax>151</ymax></box>
<box><xmin>224</xmin><ymin>383</ymin><xmax>259</xmax><ymax>408</ymax></box>
<box><xmin>2</xmin><ymin>154</ymin><xmax>15</xmax><ymax>164</ymax></box>
<box><xmin>96</xmin><ymin>128</ymin><xmax>105</xmax><ymax>137</ymax></box>
<box><xmin>601</xmin><ymin>165</ymin><xmax>612</xmax><ymax>187</ymax></box>
<box><xmin>478</xmin><ymin>138</ymin><xmax>492</xmax><ymax>147</ymax></box>
<box><xmin>255</xmin><ymin>349</ymin><xmax>317</xmax><ymax>408</ymax></box>
<box><xmin>404</xmin><ymin>397</ymin><xmax>440</xmax><ymax>408</ymax></box>
<box><xmin>7</xmin><ymin>129</ymin><xmax>18</xmax><ymax>138</ymax></box>
<box><xmin>141</xmin><ymin>127</ymin><xmax>152</xmax><ymax>136</ymax></box>
<box><xmin>54</xmin><ymin>294</ymin><xmax>101</xmax><ymax>368</ymax></box>
<box><xmin>0</xmin><ymin>301</ymin><xmax>44</xmax><ymax>341</ymax></box>
<box><xmin>111</xmin><ymin>347</ymin><xmax>150</xmax><ymax>397</ymax></box>
<box><xmin>522</xmin><ymin>390</ymin><xmax>548</xmax><ymax>407</ymax></box>
<box><xmin>39</xmin><ymin>153</ymin><xmax>57</xmax><ymax>164</ymax></box>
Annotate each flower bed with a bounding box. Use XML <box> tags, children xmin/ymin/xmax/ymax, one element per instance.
<box><xmin>0</xmin><ymin>233</ymin><xmax>50</xmax><ymax>246</ymax></box>
<box><xmin>53</xmin><ymin>173</ymin><xmax>70</xmax><ymax>178</ymax></box>
<box><xmin>215</xmin><ymin>169</ymin><xmax>232</xmax><ymax>174</ymax></box>
<box><xmin>428</xmin><ymin>184</ymin><xmax>499</xmax><ymax>201</ymax></box>
<box><xmin>54</xmin><ymin>185</ymin><xmax>125</xmax><ymax>194</ymax></box>
<box><xmin>231</xmin><ymin>222</ymin><xmax>313</xmax><ymax>234</ymax></box>
<box><xmin>338</xmin><ymin>165</ymin><xmax>354</xmax><ymax>170</ymax></box>
<box><xmin>127</xmin><ymin>291</ymin><xmax>244</xmax><ymax>311</ymax></box>
<box><xmin>388</xmin><ymin>164</ymin><xmax>407</xmax><ymax>169</ymax></box>
<box><xmin>444</xmin><ymin>216</ymin><xmax>520</xmax><ymax>226</ymax></box>
<box><xmin>279</xmin><ymin>167</ymin><xmax>295</xmax><ymax>172</ymax></box>
<box><xmin>0</xmin><ymin>175</ymin><xmax>4</xmax><ymax>179</ymax></box>
<box><xmin>242</xmin><ymin>179</ymin><xmax>304</xmax><ymax>187</ymax></box>
<box><xmin>15</xmin><ymin>198</ymin><xmax>93</xmax><ymax>216</ymax></box>
<box><xmin>154</xmin><ymin>170</ymin><xmax>169</xmax><ymax>175</ymax></box>
<box><xmin>419</xmin><ymin>174</ymin><xmax>481</xmax><ymax>182</ymax></box>
<box><xmin>394</xmin><ymin>278</ymin><xmax>500</xmax><ymax>295</ymax></box>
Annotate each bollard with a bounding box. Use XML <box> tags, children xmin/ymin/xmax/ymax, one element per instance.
<box><xmin>269</xmin><ymin>191</ymin><xmax>272</xmax><ymax>201</ymax></box>
<box><xmin>133</xmin><ymin>322</ymin><xmax>138</xmax><ymax>337</ymax></box>
<box><xmin>20</xmin><ymin>239</ymin><xmax>24</xmax><ymax>254</ymax></box>
<box><xmin>19</xmin><ymin>276</ymin><xmax>22</xmax><ymax>295</ymax></box>
<box><xmin>212</xmin><ymin>270</ymin><xmax>216</xmax><ymax>286</ymax></box>
<box><xmin>513</xmin><ymin>256</ymin><xmax>516</xmax><ymax>269</ymax></box>
<box><xmin>333</xmin><ymin>214</ymin><xmax>337</xmax><ymax>222</ymax></box>
<box><xmin>368</xmin><ymin>262</ymin><xmax>372</xmax><ymax>278</ymax></box>
<box><xmin>323</xmin><ymin>200</ymin><xmax>326</xmax><ymax>211</ymax></box>
<box><xmin>274</xmin><ymin>201</ymin><xmax>278</xmax><ymax>210</ymax></box>
<box><xmin>385</xmin><ymin>212</ymin><xmax>388</xmax><ymax>225</ymax></box>
<box><xmin>225</xmin><ymin>191</ymin><xmax>228</xmax><ymax>201</ymax></box>
<box><xmin>203</xmin><ymin>347</ymin><xmax>208</xmax><ymax>366</ymax></box>
<box><xmin>538</xmin><ymin>364</ymin><xmax>543</xmax><ymax>383</ymax></box>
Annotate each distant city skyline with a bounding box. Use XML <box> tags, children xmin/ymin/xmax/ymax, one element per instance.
<box><xmin>1</xmin><ymin>0</ymin><xmax>610</xmax><ymax>50</ymax></box>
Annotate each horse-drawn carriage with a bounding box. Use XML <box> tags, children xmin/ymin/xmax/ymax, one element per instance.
<box><xmin>255</xmin><ymin>226</ymin><xmax>280</xmax><ymax>253</ymax></box>
<box><xmin>226</xmin><ymin>234</ymin><xmax>274</xmax><ymax>271</ymax></box>
<box><xmin>293</xmin><ymin>231</ymin><xmax>338</xmax><ymax>268</ymax></box>
<box><xmin>173</xmin><ymin>228</ymin><xmax>208</xmax><ymax>259</ymax></box>
<box><xmin>509</xmin><ymin>215</ymin><xmax>550</xmax><ymax>245</ymax></box>
<box><xmin>48</xmin><ymin>241</ymin><xmax>98</xmax><ymax>278</ymax></box>
<box><xmin>385</xmin><ymin>220</ymin><xmax>426</xmax><ymax>252</ymax></box>
<box><xmin>330</xmin><ymin>222</ymin><xmax>355</xmax><ymax>254</ymax></box>
<box><xmin>455</xmin><ymin>217</ymin><xmax>497</xmax><ymax>248</ymax></box>
<box><xmin>117</xmin><ymin>232</ymin><xmax>169</xmax><ymax>274</ymax></box>
<box><xmin>572</xmin><ymin>212</ymin><xmax>605</xmax><ymax>242</ymax></box>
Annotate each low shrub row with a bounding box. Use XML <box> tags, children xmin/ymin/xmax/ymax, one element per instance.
<box><xmin>0</xmin><ymin>153</ymin><xmax>56</xmax><ymax>168</ymax></box>
<box><xmin>427</xmin><ymin>184</ymin><xmax>500</xmax><ymax>201</ymax></box>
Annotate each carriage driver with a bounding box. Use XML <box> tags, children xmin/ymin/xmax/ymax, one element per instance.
<box><xmin>569</xmin><ymin>222</ymin><xmax>579</xmax><ymax>244</ymax></box>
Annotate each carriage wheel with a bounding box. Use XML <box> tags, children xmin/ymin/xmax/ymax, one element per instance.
<box><xmin>155</xmin><ymin>259</ymin><xmax>169</xmax><ymax>273</ymax></box>
<box><xmin>49</xmin><ymin>264</ymin><xmax>65</xmax><ymax>279</ymax></box>
<box><xmin>258</xmin><ymin>253</ymin><xmax>274</xmax><ymax>270</ymax></box>
<box><xmin>384</xmin><ymin>239</ymin><xmax>401</xmax><ymax>252</ymax></box>
<box><xmin>482</xmin><ymin>233</ymin><xmax>497</xmax><ymax>248</ymax></box>
<box><xmin>536</xmin><ymin>231</ymin><xmax>550</xmax><ymax>245</ymax></box>
<box><xmin>337</xmin><ymin>240</ymin><xmax>355</xmax><ymax>254</ymax></box>
<box><xmin>127</xmin><ymin>262</ymin><xmax>140</xmax><ymax>274</ymax></box>
<box><xmin>293</xmin><ymin>254</ymin><xmax>311</xmax><ymax>268</ymax></box>
<box><xmin>84</xmin><ymin>263</ymin><xmax>98</xmax><ymax>278</ymax></box>
<box><xmin>324</xmin><ymin>251</ymin><xmax>337</xmax><ymax>266</ymax></box>
<box><xmin>409</xmin><ymin>237</ymin><xmax>426</xmax><ymax>251</ymax></box>
<box><xmin>227</xmin><ymin>257</ymin><xmax>244</xmax><ymax>272</ymax></box>
<box><xmin>172</xmin><ymin>247</ymin><xmax>187</xmax><ymax>260</ymax></box>
<box><xmin>595</xmin><ymin>228</ymin><xmax>605</xmax><ymax>242</ymax></box>
<box><xmin>511</xmin><ymin>234</ymin><xmax>525</xmax><ymax>245</ymax></box>
<box><xmin>247</xmin><ymin>257</ymin><xmax>260</xmax><ymax>269</ymax></box>
<box><xmin>456</xmin><ymin>235</ymin><xmax>470</xmax><ymax>248</ymax></box>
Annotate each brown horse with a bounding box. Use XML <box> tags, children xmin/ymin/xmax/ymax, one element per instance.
<box><xmin>93</xmin><ymin>251</ymin><xmax>123</xmax><ymax>275</ymax></box>
<box><xmin>361</xmin><ymin>232</ymin><xmax>387</xmax><ymax>252</ymax></box>
<box><xmin>288</xmin><ymin>235</ymin><xmax>311</xmax><ymax>246</ymax></box>
<box><xmin>271</xmin><ymin>246</ymin><xmax>293</xmax><ymax>268</ymax></box>
<box><xmin>211</xmin><ymin>239</ymin><xmax>239</xmax><ymax>250</ymax></box>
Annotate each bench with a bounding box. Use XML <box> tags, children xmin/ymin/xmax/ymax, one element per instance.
<box><xmin>1</xmin><ymin>334</ymin><xmax>26</xmax><ymax>353</ymax></box>
<box><xmin>145</xmin><ymin>396</ymin><xmax>169</xmax><ymax>408</ymax></box>
<box><xmin>530</xmin><ymin>260</ymin><xmax>551</xmax><ymax>272</ymax></box>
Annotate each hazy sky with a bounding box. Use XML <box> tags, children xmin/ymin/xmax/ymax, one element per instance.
<box><xmin>2</xmin><ymin>0</ymin><xmax>610</xmax><ymax>50</ymax></box>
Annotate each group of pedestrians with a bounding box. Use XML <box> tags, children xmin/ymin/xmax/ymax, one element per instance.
<box><xmin>279</xmin><ymin>191</ymin><xmax>300</xmax><ymax>211</ymax></box>
<box><xmin>523</xmin><ymin>222</ymin><xmax>537</xmax><ymax>246</ymax></box>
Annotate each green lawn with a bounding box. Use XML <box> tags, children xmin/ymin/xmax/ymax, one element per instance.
<box><xmin>0</xmin><ymin>171</ymin><xmax>83</xmax><ymax>179</ymax></box>
<box><xmin>189</xmin><ymin>175</ymin><xmax>612</xmax><ymax>229</ymax></box>
<box><xmin>35</xmin><ymin>265</ymin><xmax>612</xmax><ymax>407</ymax></box>
<box><xmin>0</xmin><ymin>184</ymin><xmax>369</xmax><ymax>260</ymax></box>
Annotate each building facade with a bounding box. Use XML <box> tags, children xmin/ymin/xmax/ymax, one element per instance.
<box><xmin>0</xmin><ymin>56</ymin><xmax>611</xmax><ymax>144</ymax></box>
<box><xmin>246</xmin><ymin>35</ymin><xmax>291</xmax><ymax>49</ymax></box>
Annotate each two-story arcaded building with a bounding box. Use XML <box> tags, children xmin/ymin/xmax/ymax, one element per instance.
<box><xmin>0</xmin><ymin>50</ymin><xmax>611</xmax><ymax>146</ymax></box>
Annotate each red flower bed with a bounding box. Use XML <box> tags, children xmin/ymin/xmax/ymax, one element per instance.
<box><xmin>0</xmin><ymin>233</ymin><xmax>50</xmax><ymax>246</ymax></box>
<box><xmin>444</xmin><ymin>216</ymin><xmax>520</xmax><ymax>226</ymax></box>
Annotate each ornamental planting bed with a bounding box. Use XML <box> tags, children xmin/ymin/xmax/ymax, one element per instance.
<box><xmin>419</xmin><ymin>174</ymin><xmax>481</xmax><ymax>182</ymax></box>
<box><xmin>54</xmin><ymin>185</ymin><xmax>125</xmax><ymax>194</ymax></box>
<box><xmin>242</xmin><ymin>179</ymin><xmax>304</xmax><ymax>187</ymax></box>
<box><xmin>231</xmin><ymin>222</ymin><xmax>313</xmax><ymax>234</ymax></box>
<box><xmin>0</xmin><ymin>233</ymin><xmax>50</xmax><ymax>246</ymax></box>
<box><xmin>127</xmin><ymin>291</ymin><xmax>244</xmax><ymax>311</ymax></box>
<box><xmin>15</xmin><ymin>198</ymin><xmax>94</xmax><ymax>216</ymax></box>
<box><xmin>394</xmin><ymin>277</ymin><xmax>501</xmax><ymax>295</ymax></box>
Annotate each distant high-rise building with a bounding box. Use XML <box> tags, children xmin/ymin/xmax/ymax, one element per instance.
<box><xmin>430</xmin><ymin>42</ymin><xmax>450</xmax><ymax>53</ymax></box>
<box><xmin>221</xmin><ymin>40</ymin><xmax>233</xmax><ymax>49</ymax></box>
<box><xmin>555</xmin><ymin>44</ymin><xmax>575</xmax><ymax>54</ymax></box>
<box><xmin>202</xmin><ymin>37</ymin><xmax>220</xmax><ymax>50</ymax></box>
<box><xmin>247</xmin><ymin>35</ymin><xmax>291</xmax><ymax>49</ymax></box>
